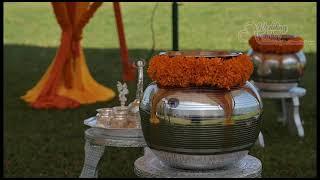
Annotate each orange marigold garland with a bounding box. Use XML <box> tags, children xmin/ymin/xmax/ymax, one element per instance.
<box><xmin>147</xmin><ymin>54</ymin><xmax>253</xmax><ymax>89</ymax></box>
<box><xmin>249</xmin><ymin>34</ymin><xmax>304</xmax><ymax>54</ymax></box>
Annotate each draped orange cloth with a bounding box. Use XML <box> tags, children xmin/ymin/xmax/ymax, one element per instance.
<box><xmin>113</xmin><ymin>2</ymin><xmax>136</xmax><ymax>81</ymax></box>
<box><xmin>21</xmin><ymin>2</ymin><xmax>116</xmax><ymax>109</ymax></box>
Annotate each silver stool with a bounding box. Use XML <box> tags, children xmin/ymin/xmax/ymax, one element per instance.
<box><xmin>252</xmin><ymin>83</ymin><xmax>306</xmax><ymax>147</ymax></box>
<box><xmin>259</xmin><ymin>86</ymin><xmax>306</xmax><ymax>137</ymax></box>
<box><xmin>79</xmin><ymin>128</ymin><xmax>146</xmax><ymax>178</ymax></box>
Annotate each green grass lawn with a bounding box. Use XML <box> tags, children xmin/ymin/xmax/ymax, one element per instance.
<box><xmin>4</xmin><ymin>2</ymin><xmax>316</xmax><ymax>178</ymax></box>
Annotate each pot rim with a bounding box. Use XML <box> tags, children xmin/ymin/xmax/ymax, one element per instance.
<box><xmin>153</xmin><ymin>81</ymin><xmax>250</xmax><ymax>91</ymax></box>
<box><xmin>160</xmin><ymin>50</ymin><xmax>242</xmax><ymax>58</ymax></box>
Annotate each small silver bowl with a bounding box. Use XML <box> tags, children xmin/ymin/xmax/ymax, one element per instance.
<box><xmin>96</xmin><ymin>108</ymin><xmax>113</xmax><ymax>128</ymax></box>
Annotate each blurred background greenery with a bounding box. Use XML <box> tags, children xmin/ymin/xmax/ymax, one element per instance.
<box><xmin>4</xmin><ymin>2</ymin><xmax>316</xmax><ymax>177</ymax></box>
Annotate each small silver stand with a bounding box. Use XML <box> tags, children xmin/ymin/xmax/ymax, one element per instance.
<box><xmin>79</xmin><ymin>128</ymin><xmax>146</xmax><ymax>178</ymax></box>
<box><xmin>80</xmin><ymin>59</ymin><xmax>147</xmax><ymax>178</ymax></box>
<box><xmin>252</xmin><ymin>81</ymin><xmax>306</xmax><ymax>148</ymax></box>
<box><xmin>134</xmin><ymin>148</ymin><xmax>262</xmax><ymax>178</ymax></box>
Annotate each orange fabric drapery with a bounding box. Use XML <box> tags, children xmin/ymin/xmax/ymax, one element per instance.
<box><xmin>113</xmin><ymin>2</ymin><xmax>136</xmax><ymax>81</ymax></box>
<box><xmin>21</xmin><ymin>2</ymin><xmax>115</xmax><ymax>109</ymax></box>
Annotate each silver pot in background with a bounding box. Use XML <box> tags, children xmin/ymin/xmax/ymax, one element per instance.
<box><xmin>248</xmin><ymin>49</ymin><xmax>306</xmax><ymax>91</ymax></box>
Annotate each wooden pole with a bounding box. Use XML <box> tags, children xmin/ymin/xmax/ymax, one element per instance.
<box><xmin>113</xmin><ymin>2</ymin><xmax>135</xmax><ymax>81</ymax></box>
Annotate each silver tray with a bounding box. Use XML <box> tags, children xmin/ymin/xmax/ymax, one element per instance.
<box><xmin>84</xmin><ymin>116</ymin><xmax>143</xmax><ymax>138</ymax></box>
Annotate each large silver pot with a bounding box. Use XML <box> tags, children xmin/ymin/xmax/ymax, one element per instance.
<box><xmin>248</xmin><ymin>49</ymin><xmax>306</xmax><ymax>91</ymax></box>
<box><xmin>140</xmin><ymin>80</ymin><xmax>263</xmax><ymax>170</ymax></box>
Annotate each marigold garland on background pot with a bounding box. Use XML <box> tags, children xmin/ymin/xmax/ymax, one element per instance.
<box><xmin>147</xmin><ymin>53</ymin><xmax>253</xmax><ymax>89</ymax></box>
<box><xmin>248</xmin><ymin>34</ymin><xmax>304</xmax><ymax>54</ymax></box>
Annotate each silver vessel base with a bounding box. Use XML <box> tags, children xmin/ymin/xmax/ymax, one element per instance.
<box><xmin>150</xmin><ymin>148</ymin><xmax>249</xmax><ymax>170</ymax></box>
<box><xmin>134</xmin><ymin>149</ymin><xmax>262</xmax><ymax>178</ymax></box>
<box><xmin>252</xmin><ymin>81</ymin><xmax>298</xmax><ymax>91</ymax></box>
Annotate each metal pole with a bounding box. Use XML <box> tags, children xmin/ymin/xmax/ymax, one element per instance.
<box><xmin>172</xmin><ymin>2</ymin><xmax>178</xmax><ymax>51</ymax></box>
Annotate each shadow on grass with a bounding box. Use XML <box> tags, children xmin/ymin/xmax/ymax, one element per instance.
<box><xmin>3</xmin><ymin>44</ymin><xmax>317</xmax><ymax>178</ymax></box>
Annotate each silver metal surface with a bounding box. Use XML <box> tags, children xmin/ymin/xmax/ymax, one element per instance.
<box><xmin>80</xmin><ymin>141</ymin><xmax>106</xmax><ymax>178</ymax></box>
<box><xmin>150</xmin><ymin>148</ymin><xmax>248</xmax><ymax>170</ymax></box>
<box><xmin>80</xmin><ymin>128</ymin><xmax>146</xmax><ymax>178</ymax></box>
<box><xmin>134</xmin><ymin>148</ymin><xmax>262</xmax><ymax>178</ymax></box>
<box><xmin>161</xmin><ymin>50</ymin><xmax>242</xmax><ymax>58</ymax></box>
<box><xmin>248</xmin><ymin>49</ymin><xmax>306</xmax><ymax>91</ymax></box>
<box><xmin>139</xmin><ymin>81</ymin><xmax>263</xmax><ymax>169</ymax></box>
<box><xmin>256</xmin><ymin>132</ymin><xmax>265</xmax><ymax>148</ymax></box>
<box><xmin>127</xmin><ymin>59</ymin><xmax>146</xmax><ymax>128</ymax></box>
<box><xmin>96</xmin><ymin>108</ymin><xmax>113</xmax><ymax>128</ymax></box>
<box><xmin>128</xmin><ymin>60</ymin><xmax>145</xmax><ymax>114</ymax></box>
<box><xmin>84</xmin><ymin>117</ymin><xmax>143</xmax><ymax>138</ymax></box>
<box><xmin>258</xmin><ymin>86</ymin><xmax>306</xmax><ymax>98</ymax></box>
<box><xmin>253</xmin><ymin>82</ymin><xmax>298</xmax><ymax>91</ymax></box>
<box><xmin>258</xmin><ymin>87</ymin><xmax>306</xmax><ymax>138</ymax></box>
<box><xmin>84</xmin><ymin>128</ymin><xmax>146</xmax><ymax>147</ymax></box>
<box><xmin>141</xmin><ymin>81</ymin><xmax>263</xmax><ymax>122</ymax></box>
